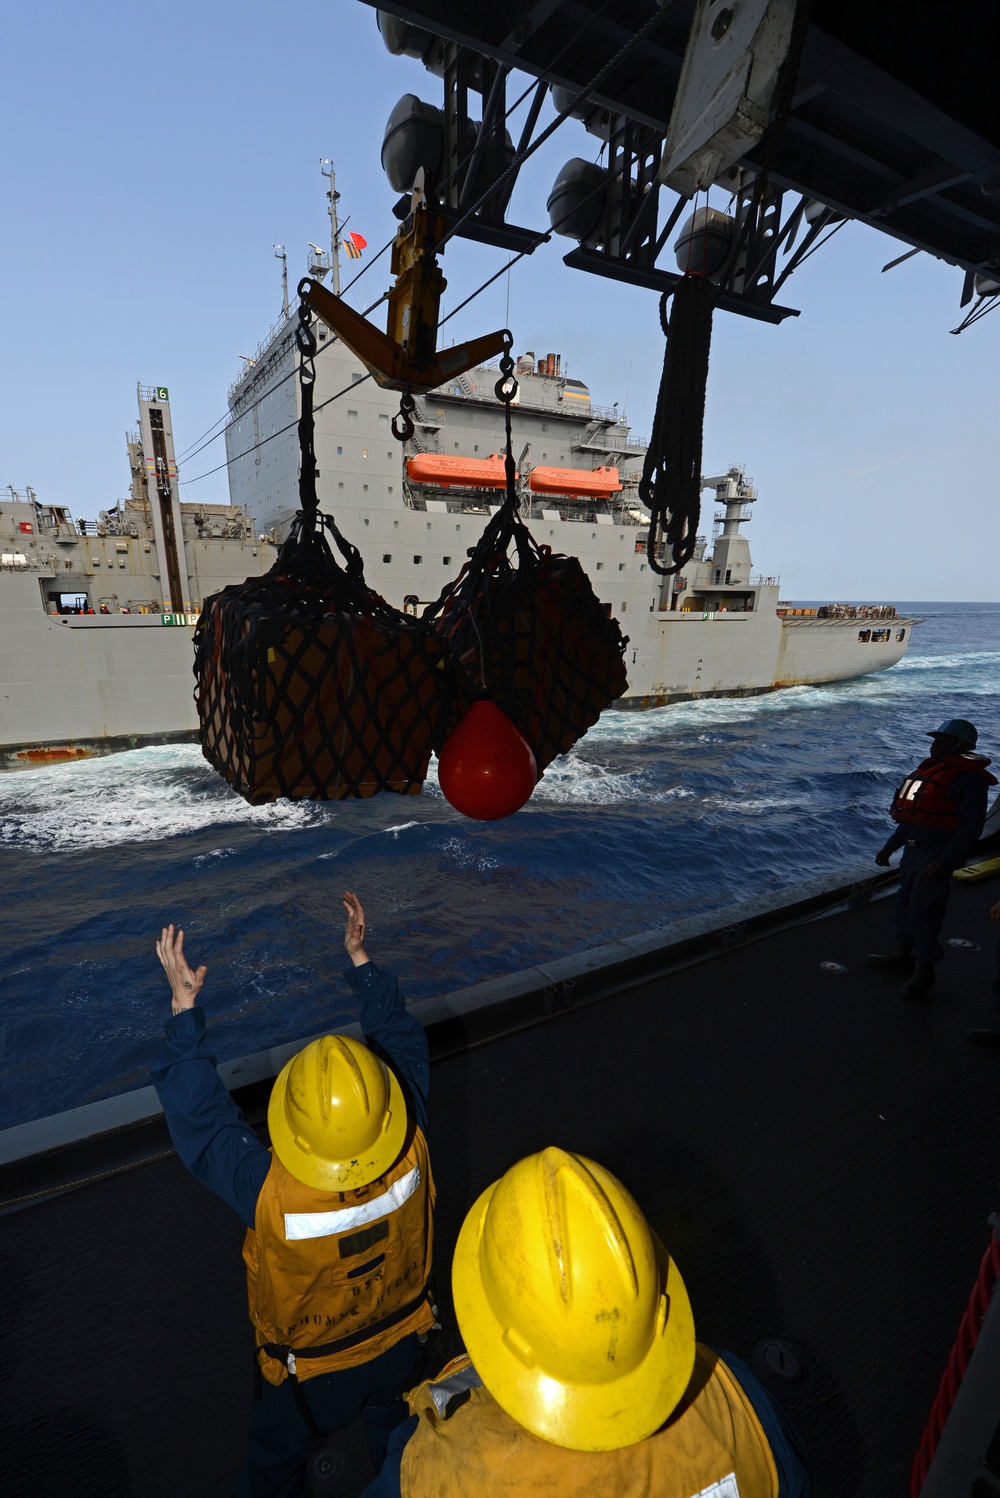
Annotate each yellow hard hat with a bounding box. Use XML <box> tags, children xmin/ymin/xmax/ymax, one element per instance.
<box><xmin>267</xmin><ymin>1034</ymin><xmax>408</xmax><ymax>1191</ymax></box>
<box><xmin>452</xmin><ymin>1148</ymin><xmax>695</xmax><ymax>1452</ymax></box>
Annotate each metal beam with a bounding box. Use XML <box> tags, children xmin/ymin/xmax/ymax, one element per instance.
<box><xmin>499</xmin><ymin>0</ymin><xmax>564</xmax><ymax>55</ymax></box>
<box><xmin>878</xmin><ymin>155</ymin><xmax>972</xmax><ymax>217</ymax></box>
<box><xmin>563</xmin><ymin>246</ymin><xmax>801</xmax><ymax>323</ymax></box>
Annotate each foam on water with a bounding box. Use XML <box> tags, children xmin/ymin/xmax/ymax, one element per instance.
<box><xmin>0</xmin><ymin>746</ymin><xmax>325</xmax><ymax>852</ymax></box>
<box><xmin>0</xmin><ymin>603</ymin><xmax>997</xmax><ymax>1126</ymax></box>
<box><xmin>1</xmin><ymin>629</ymin><xmax>996</xmax><ymax>856</ymax></box>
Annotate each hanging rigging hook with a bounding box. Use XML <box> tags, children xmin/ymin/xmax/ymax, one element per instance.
<box><xmin>295</xmin><ymin>279</ymin><xmax>321</xmax><ymax>528</ymax></box>
<box><xmin>391</xmin><ymin>391</ymin><xmax>416</xmax><ymax>443</ymax></box>
<box><xmin>493</xmin><ymin>330</ymin><xmax>517</xmax><ymax>405</ymax></box>
<box><xmin>492</xmin><ymin>331</ymin><xmax>520</xmax><ymax>511</ymax></box>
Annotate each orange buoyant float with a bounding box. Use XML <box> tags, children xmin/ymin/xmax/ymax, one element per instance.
<box><xmin>438</xmin><ymin>699</ymin><xmax>538</xmax><ymax>821</ymax></box>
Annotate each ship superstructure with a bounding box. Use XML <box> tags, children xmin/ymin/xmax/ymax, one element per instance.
<box><xmin>0</xmin><ymin>388</ymin><xmax>275</xmax><ymax>768</ymax></box>
<box><xmin>226</xmin><ymin>315</ymin><xmax>918</xmax><ymax>711</ymax></box>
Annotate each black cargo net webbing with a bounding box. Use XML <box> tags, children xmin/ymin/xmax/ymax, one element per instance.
<box><xmin>422</xmin><ymin>351</ymin><xmax>629</xmax><ymax>772</ymax></box>
<box><xmin>194</xmin><ymin>286</ymin><xmax>451</xmax><ymax>804</ymax></box>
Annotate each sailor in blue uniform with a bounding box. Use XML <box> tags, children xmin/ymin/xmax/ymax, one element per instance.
<box><xmin>868</xmin><ymin>718</ymin><xmax>995</xmax><ymax>999</ymax></box>
<box><xmin>150</xmin><ymin>892</ymin><xmax>434</xmax><ymax>1498</ymax></box>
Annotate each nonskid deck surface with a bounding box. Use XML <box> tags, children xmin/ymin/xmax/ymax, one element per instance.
<box><xmin>3</xmin><ymin>882</ymin><xmax>999</xmax><ymax>1496</ymax></box>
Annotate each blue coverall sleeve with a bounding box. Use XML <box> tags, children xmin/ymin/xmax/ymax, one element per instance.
<box><xmin>150</xmin><ymin>1007</ymin><xmax>271</xmax><ymax>1229</ymax></box>
<box><xmin>881</xmin><ymin>825</ymin><xmax>908</xmax><ymax>857</ymax></box>
<box><xmin>150</xmin><ymin>961</ymin><xmax>427</xmax><ymax>1230</ymax></box>
<box><xmin>345</xmin><ymin>961</ymin><xmax>429</xmax><ymax>1136</ymax></box>
<box><xmin>359</xmin><ymin>1414</ymin><xmax>416</xmax><ymax>1497</ymax></box>
<box><xmin>937</xmin><ymin>772</ymin><xmax>989</xmax><ymax>870</ymax></box>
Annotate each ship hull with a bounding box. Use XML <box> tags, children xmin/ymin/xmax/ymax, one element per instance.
<box><xmin>618</xmin><ymin>605</ymin><xmax>914</xmax><ymax>708</ymax></box>
<box><xmin>0</xmin><ymin>573</ymin><xmax>203</xmax><ymax>769</ymax></box>
<box><xmin>0</xmin><ymin>560</ymin><xmax>916</xmax><ymax>767</ymax></box>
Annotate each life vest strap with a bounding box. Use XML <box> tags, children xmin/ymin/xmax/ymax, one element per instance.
<box><xmin>260</xmin><ymin>1287</ymin><xmax>433</xmax><ymax>1372</ymax></box>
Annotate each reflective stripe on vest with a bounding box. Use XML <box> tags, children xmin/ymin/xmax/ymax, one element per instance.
<box><xmin>244</xmin><ymin>1127</ymin><xmax>435</xmax><ymax>1385</ymax></box>
<box><xmin>890</xmin><ymin>752</ymin><xmax>996</xmax><ymax>831</ymax></box>
<box><xmin>284</xmin><ymin>1165</ymin><xmax>421</xmax><ymax>1240</ymax></box>
<box><xmin>401</xmin><ymin>1348</ymin><xmax>779</xmax><ymax>1498</ymax></box>
<box><xmin>428</xmin><ymin>1361</ymin><xmax>482</xmax><ymax>1415</ymax></box>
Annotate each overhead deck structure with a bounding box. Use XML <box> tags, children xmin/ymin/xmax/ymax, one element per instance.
<box><xmin>362</xmin><ymin>0</ymin><xmax>1000</xmax><ymax>323</ymax></box>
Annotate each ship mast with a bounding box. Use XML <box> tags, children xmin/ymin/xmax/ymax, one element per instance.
<box><xmin>274</xmin><ymin>244</ymin><xmax>289</xmax><ymax>320</ymax></box>
<box><xmin>320</xmin><ymin>158</ymin><xmax>342</xmax><ymax>297</ymax></box>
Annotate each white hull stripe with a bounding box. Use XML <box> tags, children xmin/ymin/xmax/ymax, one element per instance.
<box><xmin>284</xmin><ymin>1166</ymin><xmax>421</xmax><ymax>1241</ymax></box>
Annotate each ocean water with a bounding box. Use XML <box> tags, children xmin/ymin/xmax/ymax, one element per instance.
<box><xmin>1</xmin><ymin>602</ymin><xmax>997</xmax><ymax>1128</ymax></box>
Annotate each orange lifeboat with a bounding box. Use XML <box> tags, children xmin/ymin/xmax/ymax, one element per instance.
<box><xmin>528</xmin><ymin>465</ymin><xmax>621</xmax><ymax>498</ymax></box>
<box><xmin>406</xmin><ymin>454</ymin><xmax>508</xmax><ymax>489</ymax></box>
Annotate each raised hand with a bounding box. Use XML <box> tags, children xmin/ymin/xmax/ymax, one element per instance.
<box><xmin>343</xmin><ymin>891</ymin><xmax>370</xmax><ymax>967</ymax></box>
<box><xmin>156</xmin><ymin>924</ymin><xmax>208</xmax><ymax>1014</ymax></box>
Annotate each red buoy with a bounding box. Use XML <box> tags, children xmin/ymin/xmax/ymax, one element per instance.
<box><xmin>438</xmin><ymin>700</ymin><xmax>538</xmax><ymax>820</ymax></box>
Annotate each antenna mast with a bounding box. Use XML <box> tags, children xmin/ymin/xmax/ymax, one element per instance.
<box><xmin>320</xmin><ymin>159</ymin><xmax>342</xmax><ymax>297</ymax></box>
<box><xmin>274</xmin><ymin>244</ymin><xmax>289</xmax><ymax>320</ymax></box>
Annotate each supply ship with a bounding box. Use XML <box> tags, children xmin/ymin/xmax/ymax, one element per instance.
<box><xmin>0</xmin><ymin>351</ymin><xmax>916</xmax><ymax>768</ymax></box>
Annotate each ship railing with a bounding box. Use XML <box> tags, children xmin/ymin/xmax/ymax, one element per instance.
<box><xmin>816</xmin><ymin>603</ymin><xmax>897</xmax><ymax>620</ymax></box>
<box><xmin>227</xmin><ymin>312</ymin><xmax>293</xmax><ymax>403</ymax></box>
<box><xmin>1</xmin><ymin>553</ymin><xmax>56</xmax><ymax>572</ymax></box>
<box><xmin>750</xmin><ymin>575</ymin><xmax>780</xmax><ymax>586</ymax></box>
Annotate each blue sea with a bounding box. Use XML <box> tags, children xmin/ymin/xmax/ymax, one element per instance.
<box><xmin>1</xmin><ymin>602</ymin><xmax>997</xmax><ymax>1129</ymax></box>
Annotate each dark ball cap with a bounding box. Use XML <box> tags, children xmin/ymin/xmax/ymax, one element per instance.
<box><xmin>928</xmin><ymin>718</ymin><xmax>978</xmax><ymax>748</ymax></box>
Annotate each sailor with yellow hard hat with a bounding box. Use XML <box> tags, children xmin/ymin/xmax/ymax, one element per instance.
<box><xmin>151</xmin><ymin>891</ymin><xmax>435</xmax><ymax>1497</ymax></box>
<box><xmin>361</xmin><ymin>1149</ymin><xmax>812</xmax><ymax>1497</ymax></box>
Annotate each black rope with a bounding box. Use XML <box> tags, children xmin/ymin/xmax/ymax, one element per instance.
<box><xmin>295</xmin><ymin>281</ymin><xmax>320</xmax><ymax>532</ymax></box>
<box><xmin>638</xmin><ymin>275</ymin><xmax>716</xmax><ymax>576</ymax></box>
<box><xmin>639</xmin><ymin>0</ymin><xmax>816</xmax><ymax>578</ymax></box>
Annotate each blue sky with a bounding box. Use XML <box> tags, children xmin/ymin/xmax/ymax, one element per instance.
<box><xmin>1</xmin><ymin>0</ymin><xmax>996</xmax><ymax>600</ymax></box>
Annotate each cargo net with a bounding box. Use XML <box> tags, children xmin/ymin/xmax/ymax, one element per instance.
<box><xmin>194</xmin><ymin>511</ymin><xmax>451</xmax><ymax>804</ymax></box>
<box><xmin>424</xmin><ymin>486</ymin><xmax>629</xmax><ymax>774</ymax></box>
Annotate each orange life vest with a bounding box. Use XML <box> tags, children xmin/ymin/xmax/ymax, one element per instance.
<box><xmin>243</xmin><ymin>1126</ymin><xmax>435</xmax><ymax>1385</ymax></box>
<box><xmin>400</xmin><ymin>1348</ymin><xmax>779</xmax><ymax>1498</ymax></box>
<box><xmin>890</xmin><ymin>752</ymin><xmax>996</xmax><ymax>831</ymax></box>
